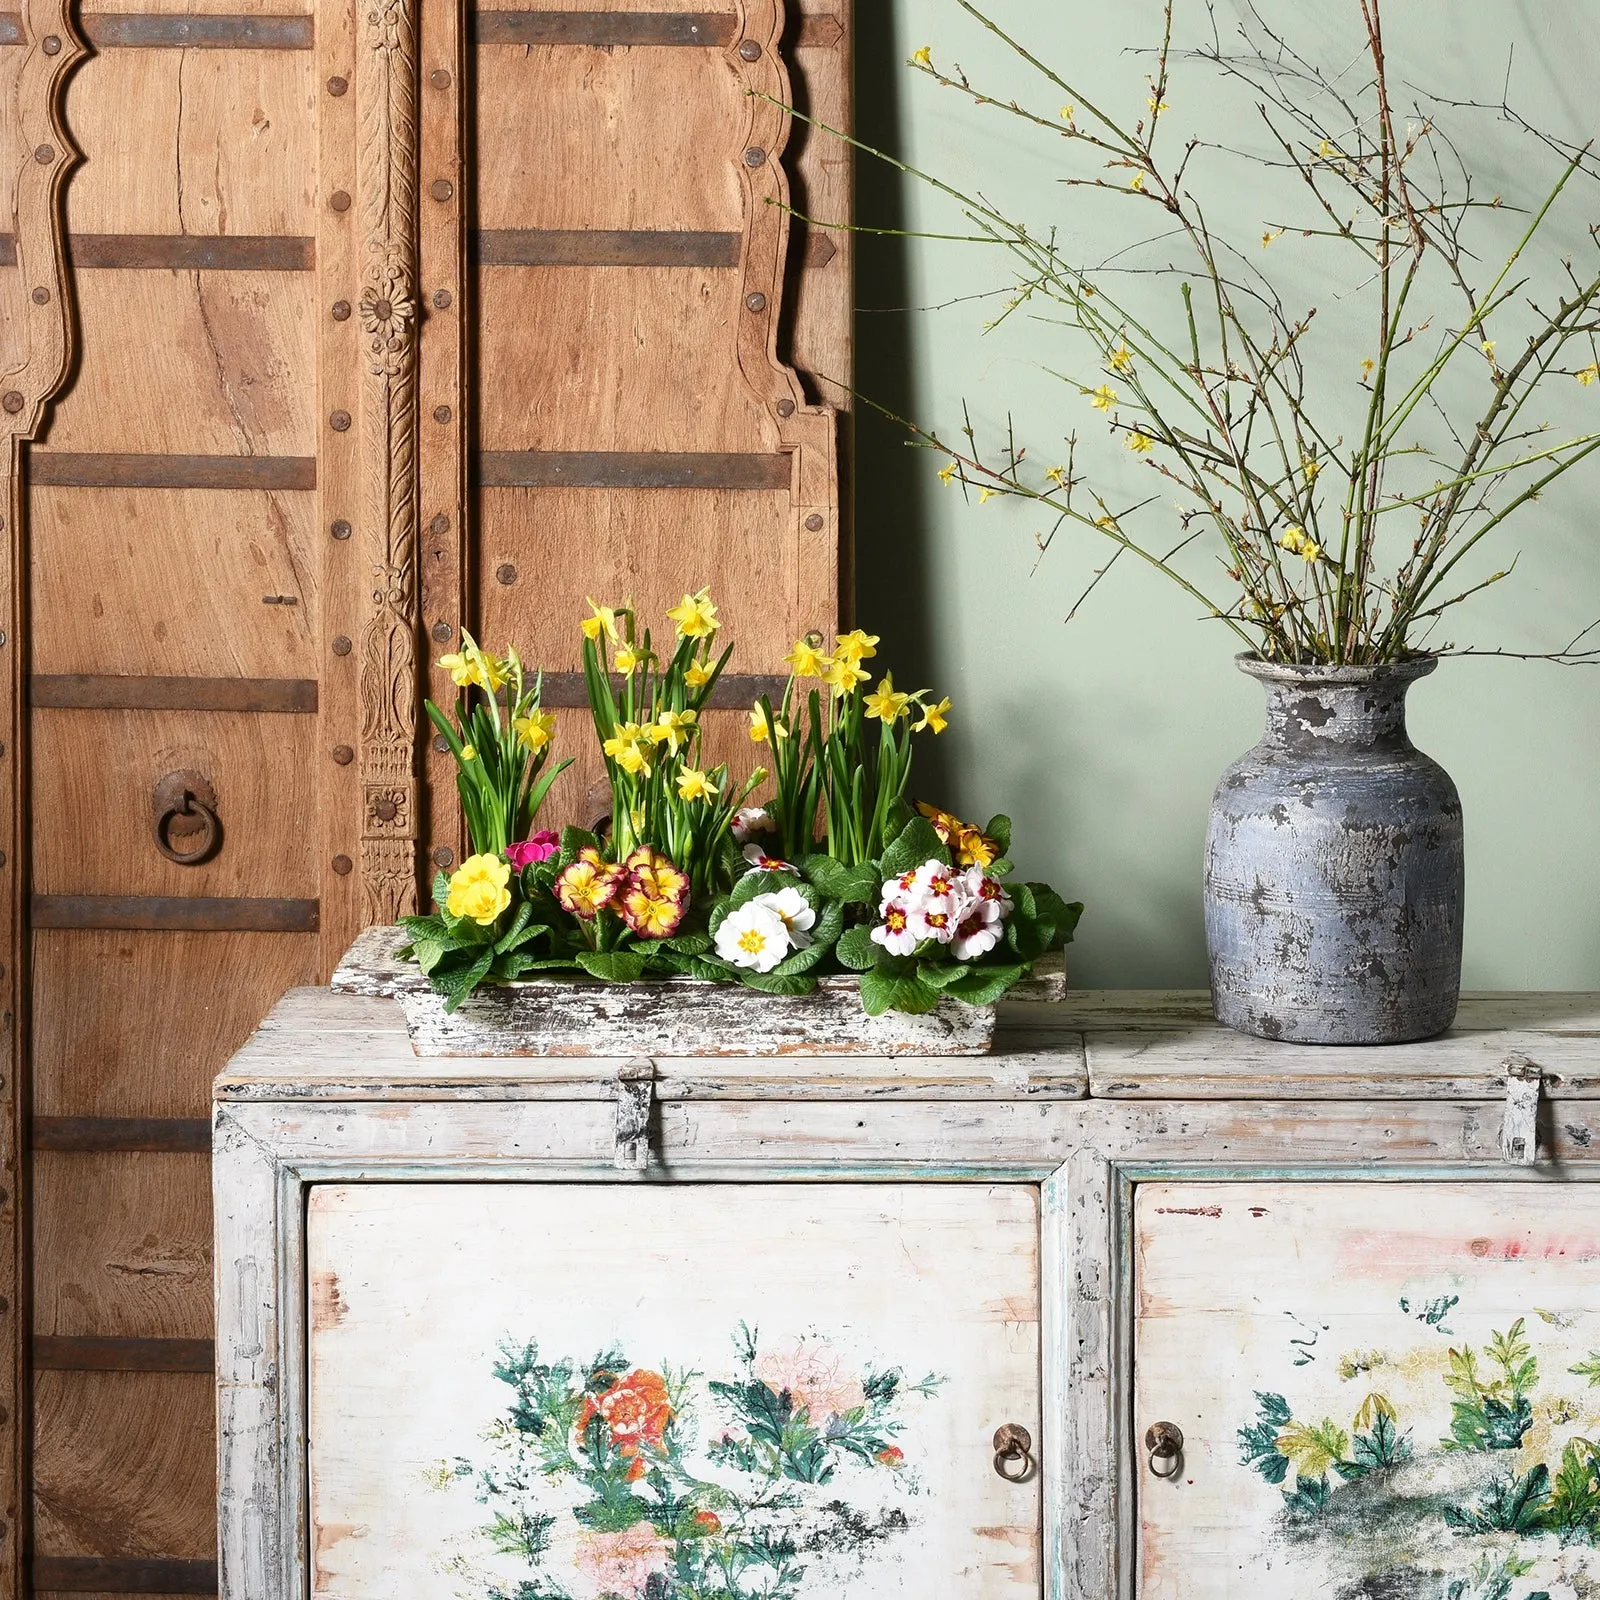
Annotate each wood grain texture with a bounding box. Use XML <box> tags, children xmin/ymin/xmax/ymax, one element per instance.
<box><xmin>62</xmin><ymin>48</ymin><xmax>311</xmax><ymax>236</ymax></box>
<box><xmin>33</xmin><ymin>1152</ymin><xmax>211</xmax><ymax>1338</ymax></box>
<box><xmin>31</xmin><ymin>708</ymin><xmax>318</xmax><ymax>897</ymax></box>
<box><xmin>33</xmin><ymin>1372</ymin><xmax>216</xmax><ymax>1559</ymax></box>
<box><xmin>33</xmin><ymin>930</ymin><xmax>317</xmax><ymax>1117</ymax></box>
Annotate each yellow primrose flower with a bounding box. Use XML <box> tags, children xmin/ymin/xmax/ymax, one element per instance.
<box><xmin>1109</xmin><ymin>345</ymin><xmax>1134</xmax><ymax>373</ymax></box>
<box><xmin>1089</xmin><ymin>384</ymin><xmax>1117</xmax><ymax>411</ymax></box>
<box><xmin>914</xmin><ymin>696</ymin><xmax>951</xmax><ymax>735</ymax></box>
<box><xmin>911</xmin><ymin>44</ymin><xmax>931</xmax><ymax>66</ymax></box>
<box><xmin>666</xmin><ymin>586</ymin><xmax>719</xmax><ymax>639</ymax></box>
<box><xmin>784</xmin><ymin>637</ymin><xmax>831</xmax><ymax>678</ymax></box>
<box><xmin>864</xmin><ymin>673</ymin><xmax>913</xmax><ymax>722</ymax></box>
<box><xmin>938</xmin><ymin>460</ymin><xmax>958</xmax><ymax>484</ymax></box>
<box><xmin>512</xmin><ymin>709</ymin><xmax>555</xmax><ymax>753</ymax></box>
<box><xmin>580</xmin><ymin>598</ymin><xmax>620</xmax><ymax>644</ymax></box>
<box><xmin>676</xmin><ymin>766</ymin><xmax>719</xmax><ymax>804</ymax></box>
<box><xmin>956</xmin><ymin>825</ymin><xmax>999</xmax><ymax>868</ymax></box>
<box><xmin>684</xmin><ymin>659</ymin><xmax>713</xmax><ymax>688</ymax></box>
<box><xmin>825</xmin><ymin>657</ymin><xmax>870</xmax><ymax>698</ymax></box>
<box><xmin>460</xmin><ymin>743</ymin><xmax>477</xmax><ymax>761</ymax></box>
<box><xmin>445</xmin><ymin>853</ymin><xmax>511</xmax><ymax>926</ymax></box>
<box><xmin>749</xmin><ymin>706</ymin><xmax>790</xmax><ymax>743</ymax></box>
<box><xmin>1126</xmin><ymin>431</ymin><xmax>1155</xmax><ymax>453</ymax></box>
<box><xmin>832</xmin><ymin>628</ymin><xmax>880</xmax><ymax>666</ymax></box>
<box><xmin>1579</xmin><ymin>364</ymin><xmax>1599</xmax><ymax>387</ymax></box>
<box><xmin>648</xmin><ymin>707</ymin><xmax>698</xmax><ymax>753</ymax></box>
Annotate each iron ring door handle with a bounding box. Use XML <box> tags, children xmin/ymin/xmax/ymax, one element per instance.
<box><xmin>992</xmin><ymin>1423</ymin><xmax>1034</xmax><ymax>1482</ymax></box>
<box><xmin>152</xmin><ymin>772</ymin><xmax>222</xmax><ymax>866</ymax></box>
<box><xmin>1145</xmin><ymin>1421</ymin><xmax>1184</xmax><ymax>1478</ymax></box>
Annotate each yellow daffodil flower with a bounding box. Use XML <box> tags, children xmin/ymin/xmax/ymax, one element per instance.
<box><xmin>938</xmin><ymin>460</ymin><xmax>959</xmax><ymax>484</ymax></box>
<box><xmin>446</xmin><ymin>853</ymin><xmax>511</xmax><ymax>926</ymax></box>
<box><xmin>784</xmin><ymin>637</ymin><xmax>831</xmax><ymax>679</ymax></box>
<box><xmin>580</xmin><ymin>598</ymin><xmax>620</xmax><ymax>643</ymax></box>
<box><xmin>825</xmin><ymin>657</ymin><xmax>870</xmax><ymax>698</ymax></box>
<box><xmin>911</xmin><ymin>44</ymin><xmax>931</xmax><ymax>66</ymax></box>
<box><xmin>832</xmin><ymin>628</ymin><xmax>880</xmax><ymax>666</ymax></box>
<box><xmin>1126</xmin><ymin>431</ymin><xmax>1155</xmax><ymax>453</ymax></box>
<box><xmin>749</xmin><ymin>706</ymin><xmax>789</xmax><ymax>743</ymax></box>
<box><xmin>1579</xmin><ymin>364</ymin><xmax>1599</xmax><ymax>387</ymax></box>
<box><xmin>603</xmin><ymin>722</ymin><xmax>651</xmax><ymax>775</ymax></box>
<box><xmin>512</xmin><ymin>709</ymin><xmax>555</xmax><ymax>753</ymax></box>
<box><xmin>676</xmin><ymin>767</ymin><xmax>719</xmax><ymax>804</ymax></box>
<box><xmin>914</xmin><ymin>696</ymin><xmax>951</xmax><ymax>735</ymax></box>
<box><xmin>460</xmin><ymin>743</ymin><xmax>477</xmax><ymax>761</ymax></box>
<box><xmin>1089</xmin><ymin>384</ymin><xmax>1117</xmax><ymax>411</ymax></box>
<box><xmin>666</xmin><ymin>586</ymin><xmax>719</xmax><ymax>639</ymax></box>
<box><xmin>1109</xmin><ymin>345</ymin><xmax>1134</xmax><ymax>373</ymax></box>
<box><xmin>437</xmin><ymin>643</ymin><xmax>505</xmax><ymax>694</ymax></box>
<box><xmin>614</xmin><ymin>644</ymin><xmax>653</xmax><ymax>675</ymax></box>
<box><xmin>684</xmin><ymin>659</ymin><xmax>713</xmax><ymax>688</ymax></box>
<box><xmin>648</xmin><ymin>707</ymin><xmax>697</xmax><ymax>753</ymax></box>
<box><xmin>864</xmin><ymin>673</ymin><xmax>913</xmax><ymax>722</ymax></box>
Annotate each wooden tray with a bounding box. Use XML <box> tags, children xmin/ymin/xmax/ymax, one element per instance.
<box><xmin>331</xmin><ymin>925</ymin><xmax>1066</xmax><ymax>1057</ymax></box>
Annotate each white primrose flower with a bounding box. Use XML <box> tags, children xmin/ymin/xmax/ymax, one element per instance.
<box><xmin>731</xmin><ymin>806</ymin><xmax>775</xmax><ymax>845</ymax></box>
<box><xmin>910</xmin><ymin>859</ymin><xmax>961</xmax><ymax>903</ymax></box>
<box><xmin>909</xmin><ymin>899</ymin><xmax>960</xmax><ymax>944</ymax></box>
<box><xmin>950</xmin><ymin>898</ymin><xmax>1004</xmax><ymax>961</ymax></box>
<box><xmin>751</xmin><ymin>886</ymin><xmax>815</xmax><ymax>949</ymax></box>
<box><xmin>959</xmin><ymin>864</ymin><xmax>1013</xmax><ymax>918</ymax></box>
<box><xmin>871</xmin><ymin>896</ymin><xmax>919</xmax><ymax>956</ymax></box>
<box><xmin>714</xmin><ymin>902</ymin><xmax>792</xmax><ymax>972</ymax></box>
<box><xmin>742</xmin><ymin>842</ymin><xmax>796</xmax><ymax>873</ymax></box>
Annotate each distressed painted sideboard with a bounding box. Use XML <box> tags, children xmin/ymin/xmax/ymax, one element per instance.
<box><xmin>213</xmin><ymin>988</ymin><xmax>1600</xmax><ymax>1600</ymax></box>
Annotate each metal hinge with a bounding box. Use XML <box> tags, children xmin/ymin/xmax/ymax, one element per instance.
<box><xmin>614</xmin><ymin>1057</ymin><xmax>656</xmax><ymax>1172</ymax></box>
<box><xmin>1499</xmin><ymin>1054</ymin><xmax>1543</xmax><ymax>1166</ymax></box>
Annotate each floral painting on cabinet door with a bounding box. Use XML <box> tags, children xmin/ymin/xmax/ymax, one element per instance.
<box><xmin>437</xmin><ymin>1324</ymin><xmax>943</xmax><ymax>1600</ymax></box>
<box><xmin>307</xmin><ymin>1184</ymin><xmax>1040</xmax><ymax>1600</ymax></box>
<box><xmin>1134</xmin><ymin>1184</ymin><xmax>1600</xmax><ymax>1600</ymax></box>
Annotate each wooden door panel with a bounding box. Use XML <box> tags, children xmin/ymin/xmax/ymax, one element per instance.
<box><xmin>62</xmin><ymin>49</ymin><xmax>311</xmax><ymax>236</ymax></box>
<box><xmin>33</xmin><ymin>1372</ymin><xmax>216</xmax><ymax>1558</ymax></box>
<box><xmin>475</xmin><ymin>47</ymin><xmax>743</xmax><ymax>231</ymax></box>
<box><xmin>33</xmin><ymin>1154</ymin><xmax>211</xmax><ymax>1339</ymax></box>
<box><xmin>30</xmin><ymin>488</ymin><xmax>319</xmax><ymax>677</ymax></box>
<box><xmin>32</xmin><ymin>930</ymin><xmax>318</xmax><ymax>1118</ymax></box>
<box><xmin>32</xmin><ymin>710</ymin><xmax>318</xmax><ymax>896</ymax></box>
<box><xmin>307</xmin><ymin>1182</ymin><xmax>1041</xmax><ymax>1597</ymax></box>
<box><xmin>40</xmin><ymin>272</ymin><xmax>314</xmax><ymax>455</ymax></box>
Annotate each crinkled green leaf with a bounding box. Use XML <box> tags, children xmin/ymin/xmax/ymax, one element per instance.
<box><xmin>739</xmin><ymin>969</ymin><xmax>820</xmax><ymax>996</ymax></box>
<box><xmin>835</xmin><ymin>923</ymin><xmax>878</xmax><ymax>972</ymax></box>
<box><xmin>658</xmin><ymin>930</ymin><xmax>713</xmax><ymax>956</ymax></box>
<box><xmin>942</xmin><ymin>961</ymin><xmax>1027</xmax><ymax>1006</ymax></box>
<box><xmin>575</xmin><ymin>949</ymin><xmax>648</xmax><ymax>984</ymax></box>
<box><xmin>440</xmin><ymin>947</ymin><xmax>496</xmax><ymax>1013</ymax></box>
<box><xmin>801</xmin><ymin>855</ymin><xmax>882</xmax><ymax>905</ymax></box>
<box><xmin>879</xmin><ymin>815</ymin><xmax>947</xmax><ymax>879</ymax></box>
<box><xmin>859</xmin><ymin>966</ymin><xmax>942</xmax><ymax>1016</ymax></box>
<box><xmin>984</xmin><ymin>814</ymin><xmax>1013</xmax><ymax>855</ymax></box>
<box><xmin>730</xmin><ymin>868</ymin><xmax>802</xmax><ymax>908</ymax></box>
<box><xmin>915</xmin><ymin>959</ymin><xmax>973</xmax><ymax>990</ymax></box>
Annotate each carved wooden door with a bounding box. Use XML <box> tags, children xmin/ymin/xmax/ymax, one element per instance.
<box><xmin>0</xmin><ymin>0</ymin><xmax>849</xmax><ymax>1589</ymax></box>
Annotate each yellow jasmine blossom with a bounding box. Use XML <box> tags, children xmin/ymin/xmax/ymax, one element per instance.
<box><xmin>512</xmin><ymin>709</ymin><xmax>555</xmax><ymax>752</ymax></box>
<box><xmin>684</xmin><ymin>660</ymin><xmax>713</xmax><ymax>688</ymax></box>
<box><xmin>1279</xmin><ymin>526</ymin><xmax>1321</xmax><ymax>562</ymax></box>
<box><xmin>1303</xmin><ymin>457</ymin><xmax>1322</xmax><ymax>483</ymax></box>
<box><xmin>665</xmin><ymin>586</ymin><xmax>719</xmax><ymax>639</ymax></box>
<box><xmin>648</xmin><ymin>707</ymin><xmax>698</xmax><ymax>753</ymax></box>
<box><xmin>749</xmin><ymin>706</ymin><xmax>790</xmax><ymax>743</ymax></box>
<box><xmin>1262</xmin><ymin>229</ymin><xmax>1283</xmax><ymax>248</ymax></box>
<box><xmin>1361</xmin><ymin>358</ymin><xmax>1375</xmax><ymax>378</ymax></box>
<box><xmin>580</xmin><ymin>598</ymin><xmax>620</xmax><ymax>643</ymax></box>
<box><xmin>1318</xmin><ymin>139</ymin><xmax>1337</xmax><ymax>159</ymax></box>
<box><xmin>676</xmin><ymin>766</ymin><xmax>719</xmax><ymax>804</ymax></box>
<box><xmin>911</xmin><ymin>44</ymin><xmax>931</xmax><ymax>66</ymax></box>
<box><xmin>1148</xmin><ymin>95</ymin><xmax>1170</xmax><ymax>115</ymax></box>
<box><xmin>1126</xmin><ymin>431</ymin><xmax>1155</xmax><ymax>453</ymax></box>
<box><xmin>784</xmin><ymin>637</ymin><xmax>831</xmax><ymax>678</ymax></box>
<box><xmin>914</xmin><ymin>696</ymin><xmax>951</xmax><ymax>735</ymax></box>
<box><xmin>1109</xmin><ymin>345</ymin><xmax>1134</xmax><ymax>373</ymax></box>
<box><xmin>1481</xmin><ymin>340</ymin><xmax>1496</xmax><ymax>361</ymax></box>
<box><xmin>1094</xmin><ymin>515</ymin><xmax>1116</xmax><ymax>529</ymax></box>
<box><xmin>832</xmin><ymin>628</ymin><xmax>880</xmax><ymax>666</ymax></box>
<box><xmin>1579</xmin><ymin>364</ymin><xmax>1599</xmax><ymax>387</ymax></box>
<box><xmin>978</xmin><ymin>487</ymin><xmax>998</xmax><ymax>504</ymax></box>
<box><xmin>938</xmin><ymin>460</ymin><xmax>959</xmax><ymax>484</ymax></box>
<box><xmin>1089</xmin><ymin>384</ymin><xmax>1118</xmax><ymax>411</ymax></box>
<box><xmin>1129</xmin><ymin>173</ymin><xmax>1146</xmax><ymax>193</ymax></box>
<box><xmin>446</xmin><ymin>853</ymin><xmax>511</xmax><ymax>926</ymax></box>
<box><xmin>825</xmin><ymin>657</ymin><xmax>870</xmax><ymax>698</ymax></box>
<box><xmin>1045</xmin><ymin>465</ymin><xmax>1069</xmax><ymax>486</ymax></box>
<box><xmin>863</xmin><ymin>673</ymin><xmax>913</xmax><ymax>722</ymax></box>
<box><xmin>1060</xmin><ymin>104</ymin><xmax>1075</xmax><ymax>122</ymax></box>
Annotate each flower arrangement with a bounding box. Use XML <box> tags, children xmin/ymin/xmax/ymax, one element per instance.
<box><xmin>445</xmin><ymin>1326</ymin><xmax>943</xmax><ymax>1599</ymax></box>
<box><xmin>398</xmin><ymin>589</ymin><xmax>1080</xmax><ymax>1013</ymax></box>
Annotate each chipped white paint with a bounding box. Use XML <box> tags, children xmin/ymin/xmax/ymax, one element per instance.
<box><xmin>306</xmin><ymin>1184</ymin><xmax>1041</xmax><ymax>1598</ymax></box>
<box><xmin>332</xmin><ymin>924</ymin><xmax>1067</xmax><ymax>1057</ymax></box>
<box><xmin>213</xmin><ymin>988</ymin><xmax>1600</xmax><ymax>1600</ymax></box>
<box><xmin>1499</xmin><ymin>1053</ymin><xmax>1543</xmax><ymax>1164</ymax></box>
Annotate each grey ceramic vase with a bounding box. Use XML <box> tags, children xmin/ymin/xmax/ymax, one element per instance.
<box><xmin>1203</xmin><ymin>654</ymin><xmax>1464</xmax><ymax>1044</ymax></box>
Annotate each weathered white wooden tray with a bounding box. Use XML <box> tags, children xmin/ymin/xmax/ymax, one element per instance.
<box><xmin>331</xmin><ymin>924</ymin><xmax>1066</xmax><ymax>1057</ymax></box>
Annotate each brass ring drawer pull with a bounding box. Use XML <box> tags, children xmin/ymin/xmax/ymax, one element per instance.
<box><xmin>992</xmin><ymin>1423</ymin><xmax>1034</xmax><ymax>1482</ymax></box>
<box><xmin>1145</xmin><ymin>1421</ymin><xmax>1184</xmax><ymax>1478</ymax></box>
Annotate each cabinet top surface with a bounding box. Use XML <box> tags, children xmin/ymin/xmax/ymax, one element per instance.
<box><xmin>213</xmin><ymin>987</ymin><xmax>1600</xmax><ymax>1103</ymax></box>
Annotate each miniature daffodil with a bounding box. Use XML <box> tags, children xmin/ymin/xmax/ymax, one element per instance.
<box><xmin>863</xmin><ymin>673</ymin><xmax>912</xmax><ymax>723</ymax></box>
<box><xmin>784</xmin><ymin>637</ymin><xmax>831</xmax><ymax>679</ymax></box>
<box><xmin>914</xmin><ymin>696</ymin><xmax>951</xmax><ymax>735</ymax></box>
<box><xmin>832</xmin><ymin>629</ymin><xmax>879</xmax><ymax>666</ymax></box>
<box><xmin>512</xmin><ymin>709</ymin><xmax>556</xmax><ymax>753</ymax></box>
<box><xmin>665</xmin><ymin>587</ymin><xmax>719</xmax><ymax>640</ymax></box>
<box><xmin>749</xmin><ymin>706</ymin><xmax>789</xmax><ymax>743</ymax></box>
<box><xmin>580</xmin><ymin>599</ymin><xmax>620</xmax><ymax>643</ymax></box>
<box><xmin>676</xmin><ymin>767</ymin><xmax>719</xmax><ymax>804</ymax></box>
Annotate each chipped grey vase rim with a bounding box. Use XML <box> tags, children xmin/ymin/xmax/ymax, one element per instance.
<box><xmin>1234</xmin><ymin>651</ymin><xmax>1438</xmax><ymax>686</ymax></box>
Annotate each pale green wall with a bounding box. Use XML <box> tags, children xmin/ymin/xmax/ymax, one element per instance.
<box><xmin>852</xmin><ymin>0</ymin><xmax>1600</xmax><ymax>989</ymax></box>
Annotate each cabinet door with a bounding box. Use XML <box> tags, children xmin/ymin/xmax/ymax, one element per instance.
<box><xmin>1135</xmin><ymin>1181</ymin><xmax>1600</xmax><ymax>1600</ymax></box>
<box><xmin>308</xmin><ymin>1182</ymin><xmax>1039</xmax><ymax>1597</ymax></box>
